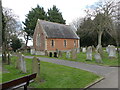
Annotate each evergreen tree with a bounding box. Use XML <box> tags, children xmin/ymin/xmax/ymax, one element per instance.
<box><xmin>23</xmin><ymin>5</ymin><xmax>47</xmax><ymax>46</ymax></box>
<box><xmin>47</xmin><ymin>5</ymin><xmax>66</xmax><ymax>24</ymax></box>
<box><xmin>10</xmin><ymin>36</ymin><xmax>22</xmax><ymax>52</ymax></box>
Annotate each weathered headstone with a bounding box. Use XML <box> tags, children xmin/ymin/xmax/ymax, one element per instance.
<box><xmin>45</xmin><ymin>50</ymin><xmax>48</xmax><ymax>56</ymax></box>
<box><xmin>71</xmin><ymin>49</ymin><xmax>77</xmax><ymax>60</ymax></box>
<box><xmin>58</xmin><ymin>51</ymin><xmax>62</xmax><ymax>58</ymax></box>
<box><xmin>66</xmin><ymin>51</ymin><xmax>71</xmax><ymax>58</ymax></box>
<box><xmin>20</xmin><ymin>55</ymin><xmax>26</xmax><ymax>73</ymax></box>
<box><xmin>30</xmin><ymin>48</ymin><xmax>35</xmax><ymax>55</ymax></box>
<box><xmin>82</xmin><ymin>47</ymin><xmax>86</xmax><ymax>53</ymax></box>
<box><xmin>32</xmin><ymin>57</ymin><xmax>40</xmax><ymax>82</ymax></box>
<box><xmin>76</xmin><ymin>48</ymin><xmax>80</xmax><ymax>53</ymax></box>
<box><xmin>86</xmin><ymin>46</ymin><xmax>92</xmax><ymax>60</ymax></box>
<box><xmin>108</xmin><ymin>45</ymin><xmax>116</xmax><ymax>58</ymax></box>
<box><xmin>106</xmin><ymin>45</ymin><xmax>110</xmax><ymax>54</ymax></box>
<box><xmin>17</xmin><ymin>52</ymin><xmax>26</xmax><ymax>73</ymax></box>
<box><xmin>94</xmin><ymin>52</ymin><xmax>103</xmax><ymax>63</ymax></box>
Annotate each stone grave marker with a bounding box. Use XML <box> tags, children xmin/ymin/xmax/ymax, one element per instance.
<box><xmin>45</xmin><ymin>50</ymin><xmax>48</xmax><ymax>56</ymax></box>
<box><xmin>71</xmin><ymin>49</ymin><xmax>77</xmax><ymax>60</ymax></box>
<box><xmin>66</xmin><ymin>51</ymin><xmax>71</xmax><ymax>58</ymax></box>
<box><xmin>32</xmin><ymin>57</ymin><xmax>40</xmax><ymax>82</ymax></box>
<box><xmin>17</xmin><ymin>53</ymin><xmax>26</xmax><ymax>73</ymax></box>
<box><xmin>30</xmin><ymin>48</ymin><xmax>35</xmax><ymax>55</ymax></box>
<box><xmin>94</xmin><ymin>52</ymin><xmax>103</xmax><ymax>63</ymax></box>
<box><xmin>58</xmin><ymin>50</ymin><xmax>62</xmax><ymax>58</ymax></box>
<box><xmin>82</xmin><ymin>47</ymin><xmax>86</xmax><ymax>53</ymax></box>
<box><xmin>108</xmin><ymin>45</ymin><xmax>116</xmax><ymax>58</ymax></box>
<box><xmin>86</xmin><ymin>46</ymin><xmax>92</xmax><ymax>60</ymax></box>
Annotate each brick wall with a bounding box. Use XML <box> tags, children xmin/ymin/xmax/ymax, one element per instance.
<box><xmin>47</xmin><ymin>38</ymin><xmax>79</xmax><ymax>51</ymax></box>
<box><xmin>33</xmin><ymin>22</ymin><xmax>46</xmax><ymax>51</ymax></box>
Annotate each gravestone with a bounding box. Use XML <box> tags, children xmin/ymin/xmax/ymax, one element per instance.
<box><xmin>66</xmin><ymin>51</ymin><xmax>71</xmax><ymax>58</ymax></box>
<box><xmin>82</xmin><ymin>47</ymin><xmax>86</xmax><ymax>53</ymax></box>
<box><xmin>108</xmin><ymin>45</ymin><xmax>116</xmax><ymax>58</ymax></box>
<box><xmin>16</xmin><ymin>52</ymin><xmax>21</xmax><ymax>70</ymax></box>
<box><xmin>32</xmin><ymin>57</ymin><xmax>40</xmax><ymax>82</ymax></box>
<box><xmin>106</xmin><ymin>45</ymin><xmax>110</xmax><ymax>54</ymax></box>
<box><xmin>58</xmin><ymin>51</ymin><xmax>62</xmax><ymax>58</ymax></box>
<box><xmin>17</xmin><ymin>53</ymin><xmax>26</xmax><ymax>73</ymax></box>
<box><xmin>86</xmin><ymin>46</ymin><xmax>92</xmax><ymax>60</ymax></box>
<box><xmin>30</xmin><ymin>48</ymin><xmax>35</xmax><ymax>55</ymax></box>
<box><xmin>71</xmin><ymin>49</ymin><xmax>77</xmax><ymax>60</ymax></box>
<box><xmin>94</xmin><ymin>52</ymin><xmax>103</xmax><ymax>63</ymax></box>
<box><xmin>76</xmin><ymin>48</ymin><xmax>80</xmax><ymax>53</ymax></box>
<box><xmin>45</xmin><ymin>50</ymin><xmax>48</xmax><ymax>56</ymax></box>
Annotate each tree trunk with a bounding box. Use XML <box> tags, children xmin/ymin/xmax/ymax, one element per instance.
<box><xmin>97</xmin><ymin>31</ymin><xmax>103</xmax><ymax>58</ymax></box>
<box><xmin>25</xmin><ymin>35</ymin><xmax>29</xmax><ymax>48</ymax></box>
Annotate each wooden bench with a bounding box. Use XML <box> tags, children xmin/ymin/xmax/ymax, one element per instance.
<box><xmin>1</xmin><ymin>73</ymin><xmax>37</xmax><ymax>90</ymax></box>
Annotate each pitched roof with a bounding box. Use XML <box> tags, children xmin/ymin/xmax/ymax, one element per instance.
<box><xmin>38</xmin><ymin>19</ymin><xmax>79</xmax><ymax>39</ymax></box>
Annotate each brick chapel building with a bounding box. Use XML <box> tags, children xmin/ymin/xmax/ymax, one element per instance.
<box><xmin>33</xmin><ymin>19</ymin><xmax>80</xmax><ymax>55</ymax></box>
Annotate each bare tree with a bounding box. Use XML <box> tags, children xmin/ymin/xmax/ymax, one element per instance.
<box><xmin>2</xmin><ymin>7</ymin><xmax>22</xmax><ymax>64</ymax></box>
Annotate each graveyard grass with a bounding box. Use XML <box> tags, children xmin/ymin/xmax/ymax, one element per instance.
<box><xmin>59</xmin><ymin>51</ymin><xmax>119</xmax><ymax>66</ymax></box>
<box><xmin>2</xmin><ymin>56</ymin><xmax>100</xmax><ymax>88</ymax></box>
<box><xmin>24</xmin><ymin>50</ymin><xmax>119</xmax><ymax>66</ymax></box>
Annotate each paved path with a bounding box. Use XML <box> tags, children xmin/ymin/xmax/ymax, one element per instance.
<box><xmin>24</xmin><ymin>56</ymin><xmax>118</xmax><ymax>88</ymax></box>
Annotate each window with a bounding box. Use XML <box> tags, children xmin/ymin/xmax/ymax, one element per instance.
<box><xmin>74</xmin><ymin>40</ymin><xmax>76</xmax><ymax>47</ymax></box>
<box><xmin>51</xmin><ymin>40</ymin><xmax>54</xmax><ymax>47</ymax></box>
<box><xmin>36</xmin><ymin>34</ymin><xmax>40</xmax><ymax>46</ymax></box>
<box><xmin>64</xmin><ymin>40</ymin><xmax>67</xmax><ymax>47</ymax></box>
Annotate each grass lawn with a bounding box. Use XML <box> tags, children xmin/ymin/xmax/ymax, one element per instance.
<box><xmin>23</xmin><ymin>50</ymin><xmax>119</xmax><ymax>66</ymax></box>
<box><xmin>2</xmin><ymin>56</ymin><xmax>100</xmax><ymax>88</ymax></box>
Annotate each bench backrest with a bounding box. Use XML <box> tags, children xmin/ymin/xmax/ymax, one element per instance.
<box><xmin>1</xmin><ymin>73</ymin><xmax>37</xmax><ymax>90</ymax></box>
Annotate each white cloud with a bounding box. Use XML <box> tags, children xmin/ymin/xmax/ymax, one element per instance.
<box><xmin>2</xmin><ymin>0</ymin><xmax>99</xmax><ymax>24</ymax></box>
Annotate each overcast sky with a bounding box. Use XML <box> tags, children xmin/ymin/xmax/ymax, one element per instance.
<box><xmin>2</xmin><ymin>0</ymin><xmax>100</xmax><ymax>46</ymax></box>
<box><xmin>2</xmin><ymin>0</ymin><xmax>99</xmax><ymax>25</ymax></box>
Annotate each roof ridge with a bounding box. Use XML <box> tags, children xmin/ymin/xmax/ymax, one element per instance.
<box><xmin>38</xmin><ymin>19</ymin><xmax>69</xmax><ymax>26</ymax></box>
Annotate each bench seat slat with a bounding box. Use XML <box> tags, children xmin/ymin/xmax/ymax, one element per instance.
<box><xmin>1</xmin><ymin>73</ymin><xmax>37</xmax><ymax>90</ymax></box>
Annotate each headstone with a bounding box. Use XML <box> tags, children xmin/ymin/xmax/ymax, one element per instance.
<box><xmin>71</xmin><ymin>49</ymin><xmax>77</xmax><ymax>59</ymax></box>
<box><xmin>32</xmin><ymin>57</ymin><xmax>40</xmax><ymax>82</ymax></box>
<box><xmin>58</xmin><ymin>51</ymin><xmax>62</xmax><ymax>58</ymax></box>
<box><xmin>20</xmin><ymin>55</ymin><xmax>26</xmax><ymax>73</ymax></box>
<box><xmin>106</xmin><ymin>45</ymin><xmax>110</xmax><ymax>54</ymax></box>
<box><xmin>31</xmin><ymin>49</ymin><xmax>35</xmax><ymax>55</ymax></box>
<box><xmin>76</xmin><ymin>48</ymin><xmax>80</xmax><ymax>53</ymax></box>
<box><xmin>86</xmin><ymin>46</ymin><xmax>92</xmax><ymax>60</ymax></box>
<box><xmin>66</xmin><ymin>51</ymin><xmax>71</xmax><ymax>58</ymax></box>
<box><xmin>17</xmin><ymin>52</ymin><xmax>26</xmax><ymax>73</ymax></box>
<box><xmin>94</xmin><ymin>52</ymin><xmax>103</xmax><ymax>63</ymax></box>
<box><xmin>45</xmin><ymin>50</ymin><xmax>48</xmax><ymax>56</ymax></box>
<box><xmin>108</xmin><ymin>45</ymin><xmax>116</xmax><ymax>58</ymax></box>
<box><xmin>82</xmin><ymin>47</ymin><xmax>86</xmax><ymax>53</ymax></box>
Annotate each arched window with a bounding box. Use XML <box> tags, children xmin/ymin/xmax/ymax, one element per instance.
<box><xmin>64</xmin><ymin>40</ymin><xmax>67</xmax><ymax>47</ymax></box>
<box><xmin>36</xmin><ymin>34</ymin><xmax>40</xmax><ymax>46</ymax></box>
<box><xmin>74</xmin><ymin>40</ymin><xmax>76</xmax><ymax>47</ymax></box>
<box><xmin>51</xmin><ymin>40</ymin><xmax>54</xmax><ymax>47</ymax></box>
